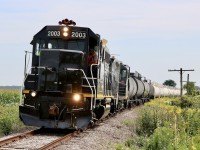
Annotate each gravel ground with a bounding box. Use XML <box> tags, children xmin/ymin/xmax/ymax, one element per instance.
<box><xmin>55</xmin><ymin>107</ymin><xmax>142</xmax><ymax>150</ymax></box>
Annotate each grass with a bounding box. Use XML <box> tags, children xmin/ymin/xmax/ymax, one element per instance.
<box><xmin>0</xmin><ymin>89</ymin><xmax>20</xmax><ymax>105</ymax></box>
<box><xmin>117</xmin><ymin>96</ymin><xmax>200</xmax><ymax>150</ymax></box>
<box><xmin>0</xmin><ymin>105</ymin><xmax>25</xmax><ymax>136</ymax></box>
<box><xmin>0</xmin><ymin>89</ymin><xmax>25</xmax><ymax>137</ymax></box>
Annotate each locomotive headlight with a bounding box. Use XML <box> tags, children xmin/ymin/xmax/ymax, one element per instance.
<box><xmin>63</xmin><ymin>27</ymin><xmax>69</xmax><ymax>32</ymax></box>
<box><xmin>30</xmin><ymin>91</ymin><xmax>37</xmax><ymax>97</ymax></box>
<box><xmin>63</xmin><ymin>32</ymin><xmax>68</xmax><ymax>37</ymax></box>
<box><xmin>63</xmin><ymin>27</ymin><xmax>69</xmax><ymax>37</ymax></box>
<box><xmin>73</xmin><ymin>94</ymin><xmax>81</xmax><ymax>102</ymax></box>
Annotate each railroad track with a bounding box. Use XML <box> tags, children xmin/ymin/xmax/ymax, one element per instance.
<box><xmin>38</xmin><ymin>131</ymin><xmax>75</xmax><ymax>150</ymax></box>
<box><xmin>0</xmin><ymin>129</ymin><xmax>41</xmax><ymax>148</ymax></box>
<box><xmin>0</xmin><ymin>109</ymin><xmax>132</xmax><ymax>150</ymax></box>
<box><xmin>0</xmin><ymin>128</ymin><xmax>77</xmax><ymax>150</ymax></box>
<box><xmin>0</xmin><ymin>117</ymin><xmax>113</xmax><ymax>150</ymax></box>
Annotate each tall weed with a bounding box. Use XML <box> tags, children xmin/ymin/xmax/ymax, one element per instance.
<box><xmin>123</xmin><ymin>97</ymin><xmax>200</xmax><ymax>150</ymax></box>
<box><xmin>0</xmin><ymin>105</ymin><xmax>24</xmax><ymax>136</ymax></box>
<box><xmin>0</xmin><ymin>89</ymin><xmax>20</xmax><ymax>105</ymax></box>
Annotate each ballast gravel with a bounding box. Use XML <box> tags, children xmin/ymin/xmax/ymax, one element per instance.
<box><xmin>55</xmin><ymin>107</ymin><xmax>141</xmax><ymax>150</ymax></box>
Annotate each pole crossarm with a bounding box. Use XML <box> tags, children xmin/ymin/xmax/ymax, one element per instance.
<box><xmin>182</xmin><ymin>81</ymin><xmax>196</xmax><ymax>83</ymax></box>
<box><xmin>168</xmin><ymin>69</ymin><xmax>194</xmax><ymax>72</ymax></box>
<box><xmin>168</xmin><ymin>68</ymin><xmax>194</xmax><ymax>97</ymax></box>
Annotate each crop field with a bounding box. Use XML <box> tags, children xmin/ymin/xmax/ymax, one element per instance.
<box><xmin>0</xmin><ymin>89</ymin><xmax>25</xmax><ymax>137</ymax></box>
<box><xmin>118</xmin><ymin>96</ymin><xmax>200</xmax><ymax>150</ymax></box>
<box><xmin>0</xmin><ymin>89</ymin><xmax>20</xmax><ymax>105</ymax></box>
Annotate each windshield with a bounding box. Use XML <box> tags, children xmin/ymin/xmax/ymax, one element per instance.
<box><xmin>48</xmin><ymin>39</ymin><xmax>85</xmax><ymax>51</ymax></box>
<box><xmin>35</xmin><ymin>39</ymin><xmax>85</xmax><ymax>56</ymax></box>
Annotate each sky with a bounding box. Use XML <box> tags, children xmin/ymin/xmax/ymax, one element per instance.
<box><xmin>0</xmin><ymin>0</ymin><xmax>199</xmax><ymax>87</ymax></box>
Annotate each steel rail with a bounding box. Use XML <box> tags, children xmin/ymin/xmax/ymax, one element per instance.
<box><xmin>39</xmin><ymin>132</ymin><xmax>76</xmax><ymax>150</ymax></box>
<box><xmin>0</xmin><ymin>129</ymin><xmax>41</xmax><ymax>148</ymax></box>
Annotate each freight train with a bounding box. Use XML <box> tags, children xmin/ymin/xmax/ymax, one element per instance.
<box><xmin>19</xmin><ymin>19</ymin><xmax>181</xmax><ymax>129</ymax></box>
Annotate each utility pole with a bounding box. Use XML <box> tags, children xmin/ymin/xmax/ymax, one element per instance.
<box><xmin>187</xmin><ymin>74</ymin><xmax>190</xmax><ymax>94</ymax></box>
<box><xmin>182</xmin><ymin>74</ymin><xmax>196</xmax><ymax>94</ymax></box>
<box><xmin>168</xmin><ymin>68</ymin><xmax>194</xmax><ymax>97</ymax></box>
<box><xmin>183</xmin><ymin>74</ymin><xmax>196</xmax><ymax>84</ymax></box>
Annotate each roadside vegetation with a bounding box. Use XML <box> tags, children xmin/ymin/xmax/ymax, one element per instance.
<box><xmin>117</xmin><ymin>96</ymin><xmax>200</xmax><ymax>150</ymax></box>
<box><xmin>0</xmin><ymin>89</ymin><xmax>20</xmax><ymax>105</ymax></box>
<box><xmin>0</xmin><ymin>89</ymin><xmax>25</xmax><ymax>137</ymax></box>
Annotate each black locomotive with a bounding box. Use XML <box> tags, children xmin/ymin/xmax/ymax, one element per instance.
<box><xmin>19</xmin><ymin>19</ymin><xmax>180</xmax><ymax>129</ymax></box>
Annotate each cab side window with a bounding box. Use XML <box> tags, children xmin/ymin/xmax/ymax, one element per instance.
<box><xmin>120</xmin><ymin>69</ymin><xmax>127</xmax><ymax>81</ymax></box>
<box><xmin>35</xmin><ymin>39</ymin><xmax>45</xmax><ymax>56</ymax></box>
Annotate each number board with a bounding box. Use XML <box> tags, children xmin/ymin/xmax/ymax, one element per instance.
<box><xmin>47</xmin><ymin>30</ymin><xmax>61</xmax><ymax>37</ymax></box>
<box><xmin>71</xmin><ymin>31</ymin><xmax>87</xmax><ymax>39</ymax></box>
<box><xmin>47</xmin><ymin>30</ymin><xmax>87</xmax><ymax>39</ymax></box>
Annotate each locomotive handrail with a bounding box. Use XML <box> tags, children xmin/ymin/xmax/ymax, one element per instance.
<box><xmin>90</xmin><ymin>63</ymin><xmax>99</xmax><ymax>108</ymax></box>
<box><xmin>65</xmin><ymin>68</ymin><xmax>94</xmax><ymax>110</ymax></box>
<box><xmin>81</xmin><ymin>77</ymin><xmax>97</xmax><ymax>79</ymax></box>
<box><xmin>20</xmin><ymin>67</ymin><xmax>32</xmax><ymax>105</ymax></box>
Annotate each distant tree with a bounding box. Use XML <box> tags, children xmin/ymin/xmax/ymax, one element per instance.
<box><xmin>183</xmin><ymin>82</ymin><xmax>195</xmax><ymax>95</ymax></box>
<box><xmin>163</xmin><ymin>79</ymin><xmax>176</xmax><ymax>87</ymax></box>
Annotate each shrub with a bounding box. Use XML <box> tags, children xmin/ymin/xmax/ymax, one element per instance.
<box><xmin>192</xmin><ymin>135</ymin><xmax>200</xmax><ymax>150</ymax></box>
<box><xmin>182</xmin><ymin>109</ymin><xmax>200</xmax><ymax>136</ymax></box>
<box><xmin>145</xmin><ymin>127</ymin><xmax>174</xmax><ymax>150</ymax></box>
<box><xmin>0</xmin><ymin>105</ymin><xmax>24</xmax><ymax>136</ymax></box>
<box><xmin>136</xmin><ymin>107</ymin><xmax>158</xmax><ymax>136</ymax></box>
<box><xmin>133</xmin><ymin>97</ymin><xmax>200</xmax><ymax>150</ymax></box>
<box><xmin>135</xmin><ymin>105</ymin><xmax>171</xmax><ymax>137</ymax></box>
<box><xmin>0</xmin><ymin>116</ymin><xmax>13</xmax><ymax>135</ymax></box>
<box><xmin>171</xmin><ymin>98</ymin><xmax>192</xmax><ymax>108</ymax></box>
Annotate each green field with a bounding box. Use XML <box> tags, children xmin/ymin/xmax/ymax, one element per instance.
<box><xmin>0</xmin><ymin>89</ymin><xmax>20</xmax><ymax>105</ymax></box>
<box><xmin>0</xmin><ymin>89</ymin><xmax>25</xmax><ymax>137</ymax></box>
<box><xmin>118</xmin><ymin>96</ymin><xmax>200</xmax><ymax>150</ymax></box>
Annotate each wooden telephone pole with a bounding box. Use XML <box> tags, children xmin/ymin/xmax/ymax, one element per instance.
<box><xmin>183</xmin><ymin>74</ymin><xmax>196</xmax><ymax>94</ymax></box>
<box><xmin>168</xmin><ymin>68</ymin><xmax>194</xmax><ymax>97</ymax></box>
